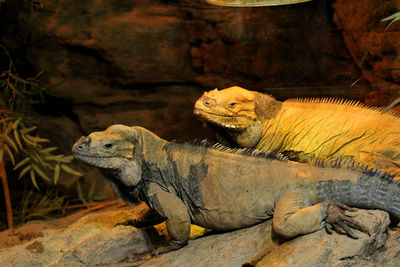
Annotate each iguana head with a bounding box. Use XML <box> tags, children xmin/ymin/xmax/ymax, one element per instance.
<box><xmin>73</xmin><ymin>125</ymin><xmax>168</xmax><ymax>201</ymax></box>
<box><xmin>72</xmin><ymin>124</ymin><xmax>138</xmax><ymax>169</ymax></box>
<box><xmin>194</xmin><ymin>86</ymin><xmax>258</xmax><ymax>131</ymax></box>
<box><xmin>194</xmin><ymin>86</ymin><xmax>281</xmax><ymax>148</ymax></box>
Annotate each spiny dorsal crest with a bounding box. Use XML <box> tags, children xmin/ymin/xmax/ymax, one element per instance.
<box><xmin>312</xmin><ymin>158</ymin><xmax>399</xmax><ymax>185</ymax></box>
<box><xmin>179</xmin><ymin>139</ymin><xmax>288</xmax><ymax>162</ymax></box>
<box><xmin>285</xmin><ymin>97</ymin><xmax>400</xmax><ymax>118</ymax></box>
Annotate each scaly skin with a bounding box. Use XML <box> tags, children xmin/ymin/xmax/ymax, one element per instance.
<box><xmin>194</xmin><ymin>86</ymin><xmax>400</xmax><ymax>178</ymax></box>
<box><xmin>73</xmin><ymin>124</ymin><xmax>400</xmax><ymax>254</ymax></box>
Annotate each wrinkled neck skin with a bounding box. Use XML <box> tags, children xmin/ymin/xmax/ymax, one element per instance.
<box><xmin>227</xmin><ymin>93</ymin><xmax>282</xmax><ymax>148</ymax></box>
<box><xmin>75</xmin><ymin>147</ymin><xmax>144</xmax><ymax>191</ymax></box>
<box><xmin>100</xmin><ymin>158</ymin><xmax>142</xmax><ymax>187</ymax></box>
<box><xmin>227</xmin><ymin>120</ymin><xmax>263</xmax><ymax>148</ymax></box>
<box><xmin>128</xmin><ymin>128</ymin><xmax>168</xmax><ymax>186</ymax></box>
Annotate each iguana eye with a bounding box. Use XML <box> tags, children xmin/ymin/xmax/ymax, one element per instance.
<box><xmin>228</xmin><ymin>102</ymin><xmax>237</xmax><ymax>108</ymax></box>
<box><xmin>103</xmin><ymin>143</ymin><xmax>114</xmax><ymax>149</ymax></box>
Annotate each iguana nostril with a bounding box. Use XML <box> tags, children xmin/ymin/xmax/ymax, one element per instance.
<box><xmin>73</xmin><ymin>136</ymin><xmax>92</xmax><ymax>152</ymax></box>
<box><xmin>82</xmin><ymin>136</ymin><xmax>91</xmax><ymax>144</ymax></box>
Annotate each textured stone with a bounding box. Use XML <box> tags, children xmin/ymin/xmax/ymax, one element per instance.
<box><xmin>13</xmin><ymin>0</ymin><xmax>197</xmax><ymax>103</ymax></box>
<box><xmin>0</xmin><ymin>203</ymin><xmax>167</xmax><ymax>266</ymax></box>
<box><xmin>0</xmin><ymin>208</ymin><xmax>397</xmax><ymax>266</ymax></box>
<box><xmin>141</xmin><ymin>220</ymin><xmax>277</xmax><ymax>267</ymax></box>
<box><xmin>1</xmin><ymin>0</ymin><xmax>367</xmax><ymax>104</ymax></box>
<box><xmin>256</xmin><ymin>209</ymin><xmax>390</xmax><ymax>266</ymax></box>
<box><xmin>0</xmin><ymin>224</ymin><xmax>160</xmax><ymax>266</ymax></box>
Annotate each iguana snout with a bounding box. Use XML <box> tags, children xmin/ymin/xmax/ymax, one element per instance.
<box><xmin>72</xmin><ymin>136</ymin><xmax>92</xmax><ymax>153</ymax></box>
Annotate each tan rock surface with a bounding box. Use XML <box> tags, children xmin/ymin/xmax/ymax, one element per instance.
<box><xmin>256</xmin><ymin>209</ymin><xmax>390</xmax><ymax>266</ymax></box>
<box><xmin>0</xmin><ymin>207</ymin><xmax>398</xmax><ymax>267</ymax></box>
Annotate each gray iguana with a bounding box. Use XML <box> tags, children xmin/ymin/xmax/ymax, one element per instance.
<box><xmin>72</xmin><ymin>124</ymin><xmax>400</xmax><ymax>254</ymax></box>
<box><xmin>194</xmin><ymin>86</ymin><xmax>400</xmax><ymax>177</ymax></box>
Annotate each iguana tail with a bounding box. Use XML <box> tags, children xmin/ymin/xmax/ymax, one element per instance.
<box><xmin>317</xmin><ymin>167</ymin><xmax>400</xmax><ymax>220</ymax></box>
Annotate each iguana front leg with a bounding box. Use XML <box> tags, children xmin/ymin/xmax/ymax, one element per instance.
<box><xmin>273</xmin><ymin>191</ymin><xmax>326</xmax><ymax>238</ymax></box>
<box><xmin>146</xmin><ymin>183</ymin><xmax>191</xmax><ymax>255</ymax></box>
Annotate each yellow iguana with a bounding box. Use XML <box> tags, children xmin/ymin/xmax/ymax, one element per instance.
<box><xmin>194</xmin><ymin>86</ymin><xmax>400</xmax><ymax>177</ymax></box>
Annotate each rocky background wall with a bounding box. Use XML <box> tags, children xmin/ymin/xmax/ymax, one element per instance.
<box><xmin>0</xmin><ymin>0</ymin><xmax>399</xmax><ymax>235</ymax></box>
<box><xmin>1</xmin><ymin>0</ymin><xmax>399</xmax><ymax>143</ymax></box>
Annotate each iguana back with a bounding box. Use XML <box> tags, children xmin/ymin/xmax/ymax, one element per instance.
<box><xmin>194</xmin><ymin>86</ymin><xmax>400</xmax><ymax>177</ymax></box>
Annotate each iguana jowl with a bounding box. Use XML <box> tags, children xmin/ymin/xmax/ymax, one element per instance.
<box><xmin>194</xmin><ymin>86</ymin><xmax>400</xmax><ymax>177</ymax></box>
<box><xmin>73</xmin><ymin>124</ymin><xmax>400</xmax><ymax>254</ymax></box>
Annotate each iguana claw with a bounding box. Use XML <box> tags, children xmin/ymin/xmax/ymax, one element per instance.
<box><xmin>325</xmin><ymin>200</ymin><xmax>369</xmax><ymax>239</ymax></box>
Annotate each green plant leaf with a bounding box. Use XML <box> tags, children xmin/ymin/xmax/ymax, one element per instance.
<box><xmin>5</xmin><ymin>135</ymin><xmax>18</xmax><ymax>153</ymax></box>
<box><xmin>76</xmin><ymin>180</ymin><xmax>87</xmax><ymax>206</ymax></box>
<box><xmin>53</xmin><ymin>164</ymin><xmax>60</xmax><ymax>185</ymax></box>
<box><xmin>40</xmin><ymin>147</ymin><xmax>58</xmax><ymax>153</ymax></box>
<box><xmin>30</xmin><ymin>169</ymin><xmax>39</xmax><ymax>190</ymax></box>
<box><xmin>25</xmin><ymin>135</ymin><xmax>49</xmax><ymax>143</ymax></box>
<box><xmin>8</xmin><ymin>82</ymin><xmax>25</xmax><ymax>98</ymax></box>
<box><xmin>18</xmin><ymin>165</ymin><xmax>32</xmax><ymax>179</ymax></box>
<box><xmin>0</xmin><ymin>149</ymin><xmax>3</xmax><ymax>163</ymax></box>
<box><xmin>0</xmin><ymin>71</ymin><xmax>8</xmax><ymax>78</ymax></box>
<box><xmin>30</xmin><ymin>151</ymin><xmax>42</xmax><ymax>163</ymax></box>
<box><xmin>351</xmin><ymin>68</ymin><xmax>400</xmax><ymax>87</ymax></box>
<box><xmin>10</xmin><ymin>73</ymin><xmax>30</xmax><ymax>84</ymax></box>
<box><xmin>21</xmin><ymin>126</ymin><xmax>37</xmax><ymax>134</ymax></box>
<box><xmin>13</xmin><ymin>157</ymin><xmax>31</xmax><ymax>170</ymax></box>
<box><xmin>87</xmin><ymin>178</ymin><xmax>97</xmax><ymax>200</ymax></box>
<box><xmin>5</xmin><ymin>121</ymin><xmax>13</xmax><ymax>136</ymax></box>
<box><xmin>54</xmin><ymin>155</ymin><xmax>74</xmax><ymax>163</ymax></box>
<box><xmin>32</xmin><ymin>163</ymin><xmax>51</xmax><ymax>182</ymax></box>
<box><xmin>11</xmin><ymin>117</ymin><xmax>21</xmax><ymax>129</ymax></box>
<box><xmin>25</xmin><ymin>99</ymin><xmax>42</xmax><ymax>105</ymax></box>
<box><xmin>382</xmin><ymin>12</ymin><xmax>400</xmax><ymax>29</ymax></box>
<box><xmin>21</xmin><ymin>133</ymin><xmax>35</xmax><ymax>145</ymax></box>
<box><xmin>383</xmin><ymin>97</ymin><xmax>400</xmax><ymax>113</ymax></box>
<box><xmin>29</xmin><ymin>69</ymin><xmax>45</xmax><ymax>81</ymax></box>
<box><xmin>4</xmin><ymin>144</ymin><xmax>15</xmax><ymax>165</ymax></box>
<box><xmin>43</xmin><ymin>155</ymin><xmax>64</xmax><ymax>161</ymax></box>
<box><xmin>13</xmin><ymin>129</ymin><xmax>22</xmax><ymax>150</ymax></box>
<box><xmin>61</xmin><ymin>164</ymin><xmax>83</xmax><ymax>176</ymax></box>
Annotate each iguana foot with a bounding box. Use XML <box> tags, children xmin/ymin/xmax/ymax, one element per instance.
<box><xmin>325</xmin><ymin>200</ymin><xmax>369</xmax><ymax>239</ymax></box>
<box><xmin>152</xmin><ymin>241</ymin><xmax>187</xmax><ymax>256</ymax></box>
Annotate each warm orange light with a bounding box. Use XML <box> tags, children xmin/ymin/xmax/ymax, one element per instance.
<box><xmin>205</xmin><ymin>0</ymin><xmax>313</xmax><ymax>7</ymax></box>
